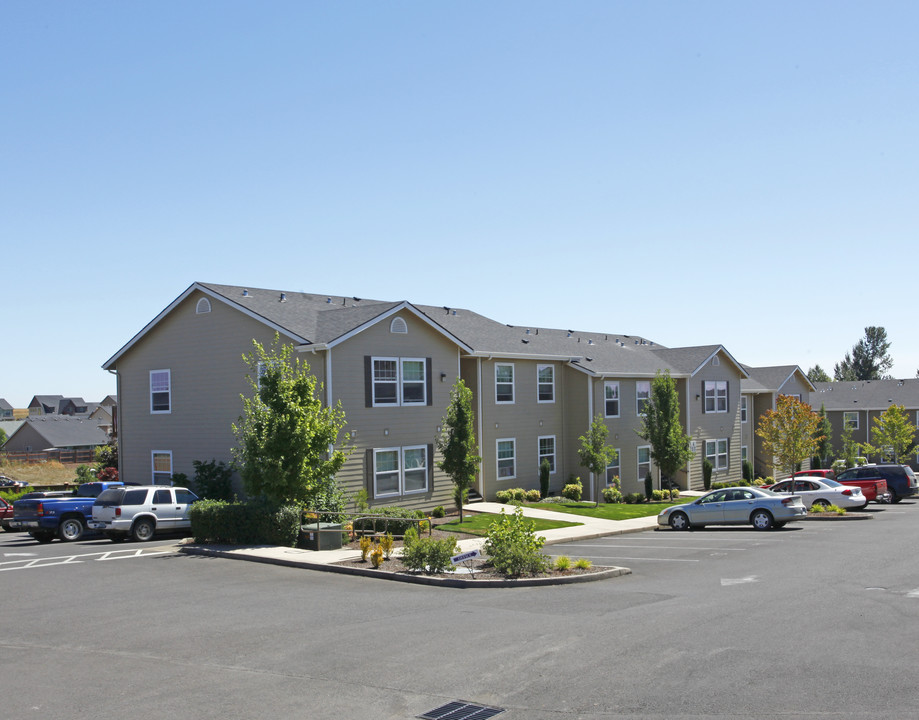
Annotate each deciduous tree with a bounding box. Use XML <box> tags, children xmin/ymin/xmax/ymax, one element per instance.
<box><xmin>756</xmin><ymin>395</ymin><xmax>823</xmax><ymax>479</ymax></box>
<box><xmin>637</xmin><ymin>370</ymin><xmax>694</xmax><ymax>489</ymax></box>
<box><xmin>437</xmin><ymin>379</ymin><xmax>481</xmax><ymax>523</ymax></box>
<box><xmin>578</xmin><ymin>414</ymin><xmax>618</xmax><ymax>506</ymax></box>
<box><xmin>864</xmin><ymin>404</ymin><xmax>918</xmax><ymax>463</ymax></box>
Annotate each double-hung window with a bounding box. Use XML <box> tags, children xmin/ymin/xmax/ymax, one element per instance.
<box><xmin>705</xmin><ymin>439</ymin><xmax>728</xmax><ymax>470</ymax></box>
<box><xmin>843</xmin><ymin>411</ymin><xmax>859</xmax><ymax>430</ymax></box>
<box><xmin>538</xmin><ymin>436</ymin><xmax>556</xmax><ymax>473</ymax></box>
<box><xmin>496</xmin><ymin>363</ymin><xmax>515</xmax><ymax>404</ymax></box>
<box><xmin>636</xmin><ymin>382</ymin><xmax>651</xmax><ymax>416</ymax></box>
<box><xmin>637</xmin><ymin>445</ymin><xmax>651</xmax><ymax>481</ymax></box>
<box><xmin>152</xmin><ymin>451</ymin><xmax>172</xmax><ymax>484</ymax></box>
<box><xmin>741</xmin><ymin>396</ymin><xmax>748</xmax><ymax>423</ymax></box>
<box><xmin>371</xmin><ymin>357</ymin><xmax>427</xmax><ymax>406</ymax></box>
<box><xmin>604</xmin><ymin>381</ymin><xmax>620</xmax><ymax>417</ymax></box>
<box><xmin>150</xmin><ymin>370</ymin><xmax>171</xmax><ymax>414</ymax></box>
<box><xmin>373</xmin><ymin>446</ymin><xmax>429</xmax><ymax>498</ymax></box>
<box><xmin>537</xmin><ymin>365</ymin><xmax>555</xmax><ymax>403</ymax></box>
<box><xmin>497</xmin><ymin>439</ymin><xmax>516</xmax><ymax>479</ymax></box>
<box><xmin>606</xmin><ymin>449</ymin><xmax>621</xmax><ymax>485</ymax></box>
<box><xmin>704</xmin><ymin>381</ymin><xmax>728</xmax><ymax>413</ymax></box>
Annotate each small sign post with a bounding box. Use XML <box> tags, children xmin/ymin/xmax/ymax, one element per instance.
<box><xmin>451</xmin><ymin>548</ymin><xmax>480</xmax><ymax>577</ymax></box>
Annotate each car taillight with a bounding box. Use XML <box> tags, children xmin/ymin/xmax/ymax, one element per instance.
<box><xmin>37</xmin><ymin>502</ymin><xmax>44</xmax><ymax>516</ymax></box>
<box><xmin>781</xmin><ymin>497</ymin><xmax>795</xmax><ymax>505</ymax></box>
<box><xmin>115</xmin><ymin>507</ymin><xmax>121</xmax><ymax>517</ymax></box>
<box><xmin>842</xmin><ymin>488</ymin><xmax>852</xmax><ymax>495</ymax></box>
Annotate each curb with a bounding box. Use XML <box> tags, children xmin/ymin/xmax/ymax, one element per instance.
<box><xmin>179</xmin><ymin>544</ymin><xmax>632</xmax><ymax>588</ymax></box>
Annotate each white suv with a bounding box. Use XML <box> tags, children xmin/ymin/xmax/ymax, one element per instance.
<box><xmin>91</xmin><ymin>485</ymin><xmax>199</xmax><ymax>542</ymax></box>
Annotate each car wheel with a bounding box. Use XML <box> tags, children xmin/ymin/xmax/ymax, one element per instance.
<box><xmin>774</xmin><ymin>521</ymin><xmax>787</xmax><ymax>528</ymax></box>
<box><xmin>58</xmin><ymin>518</ymin><xmax>85</xmax><ymax>542</ymax></box>
<box><xmin>30</xmin><ymin>531</ymin><xmax>54</xmax><ymax>544</ymax></box>
<box><xmin>889</xmin><ymin>491</ymin><xmax>902</xmax><ymax>504</ymax></box>
<box><xmin>812</xmin><ymin>499</ymin><xmax>830</xmax><ymax>509</ymax></box>
<box><xmin>669</xmin><ymin>511</ymin><xmax>691</xmax><ymax>531</ymax></box>
<box><xmin>751</xmin><ymin>509</ymin><xmax>774</xmax><ymax>530</ymax></box>
<box><xmin>105</xmin><ymin>533</ymin><xmax>127</xmax><ymax>543</ymax></box>
<box><xmin>131</xmin><ymin>518</ymin><xmax>155</xmax><ymax>542</ymax></box>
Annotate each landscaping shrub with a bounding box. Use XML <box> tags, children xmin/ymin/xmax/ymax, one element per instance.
<box><xmin>191</xmin><ymin>458</ymin><xmax>235</xmax><ymax>501</ymax></box>
<box><xmin>574</xmin><ymin>558</ymin><xmax>592</xmax><ymax>570</ymax></box>
<box><xmin>651</xmin><ymin>489</ymin><xmax>663</xmax><ymax>502</ymax></box>
<box><xmin>539</xmin><ymin>459</ymin><xmax>551</xmax><ymax>500</ymax></box>
<box><xmin>712</xmin><ymin>480</ymin><xmax>753</xmax><ymax>489</ymax></box>
<box><xmin>554</xmin><ymin>555</ymin><xmax>572</xmax><ymax>571</ymax></box>
<box><xmin>810</xmin><ymin>504</ymin><xmax>846</xmax><ymax>515</ymax></box>
<box><xmin>623</xmin><ymin>492</ymin><xmax>644</xmax><ymax>504</ymax></box>
<box><xmin>483</xmin><ymin>506</ymin><xmax>551</xmax><ymax>576</ymax></box>
<box><xmin>562</xmin><ymin>480</ymin><xmax>583</xmax><ymax>502</ymax></box>
<box><xmin>742</xmin><ymin>460</ymin><xmax>754</xmax><ymax>482</ymax></box>
<box><xmin>602</xmin><ymin>486</ymin><xmax>623</xmax><ymax>504</ymax></box>
<box><xmin>526</xmin><ymin>489</ymin><xmax>541</xmax><ymax>502</ymax></box>
<box><xmin>702</xmin><ymin>459</ymin><xmax>713</xmax><ymax>490</ymax></box>
<box><xmin>670</xmin><ymin>488</ymin><xmax>680</xmax><ymax>499</ymax></box>
<box><xmin>644</xmin><ymin>472</ymin><xmax>653</xmax><ymax>500</ymax></box>
<box><xmin>431</xmin><ymin>505</ymin><xmax>446</xmax><ymax>518</ymax></box>
<box><xmin>190</xmin><ymin>499</ymin><xmax>300</xmax><ymax>546</ymax></box>
<box><xmin>400</xmin><ymin>531</ymin><xmax>459</xmax><ymax>574</ymax></box>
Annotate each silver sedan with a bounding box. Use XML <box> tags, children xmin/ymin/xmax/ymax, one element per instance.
<box><xmin>658</xmin><ymin>487</ymin><xmax>807</xmax><ymax>531</ymax></box>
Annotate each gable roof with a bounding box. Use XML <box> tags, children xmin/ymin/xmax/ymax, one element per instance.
<box><xmin>810</xmin><ymin>379</ymin><xmax>919</xmax><ymax>411</ymax></box>
<box><xmin>29</xmin><ymin>395</ymin><xmax>64</xmax><ymax>412</ymax></box>
<box><xmin>742</xmin><ymin>365</ymin><xmax>815</xmax><ymax>395</ymax></box>
<box><xmin>0</xmin><ymin>399</ymin><xmax>12</xmax><ymax>411</ymax></box>
<box><xmin>5</xmin><ymin>416</ymin><xmax>109</xmax><ymax>450</ymax></box>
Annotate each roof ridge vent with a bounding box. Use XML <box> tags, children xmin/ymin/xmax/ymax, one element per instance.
<box><xmin>279</xmin><ymin>293</ymin><xmax>286</xmax><ymax>302</ymax></box>
<box><xmin>242</xmin><ymin>289</ymin><xmax>249</xmax><ymax>297</ymax></box>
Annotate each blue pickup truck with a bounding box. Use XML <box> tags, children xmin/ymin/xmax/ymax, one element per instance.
<box><xmin>13</xmin><ymin>481</ymin><xmax>124</xmax><ymax>543</ymax></box>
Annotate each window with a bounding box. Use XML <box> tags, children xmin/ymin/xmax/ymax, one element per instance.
<box><xmin>637</xmin><ymin>446</ymin><xmax>651</xmax><ymax>481</ymax></box>
<box><xmin>604</xmin><ymin>381</ymin><xmax>620</xmax><ymax>417</ymax></box>
<box><xmin>741</xmin><ymin>445</ymin><xmax>748</xmax><ymax>463</ymax></box>
<box><xmin>371</xmin><ymin>357</ymin><xmax>427</xmax><ymax>406</ymax></box>
<box><xmin>390</xmin><ymin>317</ymin><xmax>407</xmax><ymax>334</ymax></box>
<box><xmin>704</xmin><ymin>381</ymin><xmax>728</xmax><ymax>413</ymax></box>
<box><xmin>150</xmin><ymin>370</ymin><xmax>171</xmax><ymax>413</ymax></box>
<box><xmin>636</xmin><ymin>382</ymin><xmax>651</xmax><ymax>415</ymax></box>
<box><xmin>844</xmin><ymin>411</ymin><xmax>859</xmax><ymax>430</ymax></box>
<box><xmin>496</xmin><ymin>363</ymin><xmax>515</xmax><ymax>404</ymax></box>
<box><xmin>195</xmin><ymin>298</ymin><xmax>211</xmax><ymax>314</ymax></box>
<box><xmin>705</xmin><ymin>439</ymin><xmax>728</xmax><ymax>471</ymax></box>
<box><xmin>741</xmin><ymin>396</ymin><xmax>748</xmax><ymax>423</ymax></box>
<box><xmin>606</xmin><ymin>449</ymin><xmax>621</xmax><ymax>485</ymax></box>
<box><xmin>497</xmin><ymin>439</ymin><xmax>516</xmax><ymax>479</ymax></box>
<box><xmin>153</xmin><ymin>488</ymin><xmax>172</xmax><ymax>504</ymax></box>
<box><xmin>538</xmin><ymin>436</ymin><xmax>556</xmax><ymax>473</ymax></box>
<box><xmin>152</xmin><ymin>451</ymin><xmax>172</xmax><ymax>484</ymax></box>
<box><xmin>537</xmin><ymin>365</ymin><xmax>555</xmax><ymax>403</ymax></box>
<box><xmin>373</xmin><ymin>446</ymin><xmax>429</xmax><ymax>498</ymax></box>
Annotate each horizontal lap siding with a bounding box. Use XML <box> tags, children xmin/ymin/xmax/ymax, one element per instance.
<box><xmin>692</xmin><ymin>357</ymin><xmax>743</xmax><ymax>488</ymax></box>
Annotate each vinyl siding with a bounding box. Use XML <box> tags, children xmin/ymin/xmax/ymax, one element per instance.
<box><xmin>692</xmin><ymin>354</ymin><xmax>744</xmax><ymax>489</ymax></box>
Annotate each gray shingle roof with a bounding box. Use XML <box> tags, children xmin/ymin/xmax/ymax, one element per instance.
<box><xmin>0</xmin><ymin>399</ymin><xmax>12</xmax><ymax>411</ymax></box>
<box><xmin>742</xmin><ymin>365</ymin><xmax>812</xmax><ymax>394</ymax></box>
<box><xmin>810</xmin><ymin>379</ymin><xmax>919</xmax><ymax>411</ymax></box>
<box><xmin>10</xmin><ymin>416</ymin><xmax>109</xmax><ymax>449</ymax></box>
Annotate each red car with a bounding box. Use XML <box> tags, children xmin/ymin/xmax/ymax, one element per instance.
<box><xmin>793</xmin><ymin>469</ymin><xmax>835</xmax><ymax>481</ymax></box>
<box><xmin>1</xmin><ymin>496</ymin><xmax>14</xmax><ymax>531</ymax></box>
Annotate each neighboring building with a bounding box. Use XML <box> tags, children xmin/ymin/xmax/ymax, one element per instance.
<box><xmin>0</xmin><ymin>399</ymin><xmax>13</xmax><ymax>420</ymax></box>
<box><xmin>102</xmin><ymin>282</ymin><xmax>753</xmax><ymax>507</ymax></box>
<box><xmin>58</xmin><ymin>397</ymin><xmax>97</xmax><ymax>416</ymax></box>
<box><xmin>28</xmin><ymin>395</ymin><xmax>64</xmax><ymax>416</ymax></box>
<box><xmin>742</xmin><ymin>365</ymin><xmax>816</xmax><ymax>478</ymax></box>
<box><xmin>810</xmin><ymin>379</ymin><xmax>919</xmax><ymax>470</ymax></box>
<box><xmin>1</xmin><ymin>416</ymin><xmax>110</xmax><ymax>454</ymax></box>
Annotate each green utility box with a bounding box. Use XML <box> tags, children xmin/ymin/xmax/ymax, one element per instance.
<box><xmin>299</xmin><ymin>522</ymin><xmax>343</xmax><ymax>551</ymax></box>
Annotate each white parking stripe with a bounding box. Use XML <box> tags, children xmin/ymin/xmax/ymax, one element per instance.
<box><xmin>0</xmin><ymin>547</ymin><xmax>174</xmax><ymax>572</ymax></box>
<box><xmin>559</xmin><ymin>543</ymin><xmax>752</xmax><ymax>551</ymax></box>
<box><xmin>546</xmin><ymin>553</ymin><xmax>699</xmax><ymax>563</ymax></box>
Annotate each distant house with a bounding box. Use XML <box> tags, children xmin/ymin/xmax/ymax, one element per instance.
<box><xmin>0</xmin><ymin>399</ymin><xmax>13</xmax><ymax>420</ymax></box>
<box><xmin>2</xmin><ymin>416</ymin><xmax>110</xmax><ymax>454</ymax></box>
<box><xmin>810</xmin><ymin>379</ymin><xmax>919</xmax><ymax>469</ymax></box>
<box><xmin>28</xmin><ymin>395</ymin><xmax>64</xmax><ymax>416</ymax></box>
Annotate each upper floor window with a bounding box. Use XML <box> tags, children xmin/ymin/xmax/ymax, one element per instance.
<box><xmin>844</xmin><ymin>411</ymin><xmax>859</xmax><ymax>430</ymax></box>
<box><xmin>370</xmin><ymin>357</ymin><xmax>427</xmax><ymax>406</ymax></box>
<box><xmin>537</xmin><ymin>365</ymin><xmax>555</xmax><ymax>403</ymax></box>
<box><xmin>741</xmin><ymin>396</ymin><xmax>748</xmax><ymax>423</ymax></box>
<box><xmin>705</xmin><ymin>438</ymin><xmax>728</xmax><ymax>470</ymax></box>
<box><xmin>496</xmin><ymin>363</ymin><xmax>515</xmax><ymax>404</ymax></box>
<box><xmin>150</xmin><ymin>370</ymin><xmax>171</xmax><ymax>414</ymax></box>
<box><xmin>604</xmin><ymin>381</ymin><xmax>620</xmax><ymax>418</ymax></box>
<box><xmin>704</xmin><ymin>381</ymin><xmax>728</xmax><ymax>413</ymax></box>
<box><xmin>636</xmin><ymin>381</ymin><xmax>651</xmax><ymax>415</ymax></box>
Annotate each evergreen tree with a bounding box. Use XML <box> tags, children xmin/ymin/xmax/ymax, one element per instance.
<box><xmin>815</xmin><ymin>404</ymin><xmax>833</xmax><ymax>467</ymax></box>
<box><xmin>834</xmin><ymin>327</ymin><xmax>893</xmax><ymax>380</ymax></box>
<box><xmin>807</xmin><ymin>364</ymin><xmax>832</xmax><ymax>384</ymax></box>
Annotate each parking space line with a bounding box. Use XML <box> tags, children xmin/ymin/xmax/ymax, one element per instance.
<box><xmin>546</xmin><ymin>553</ymin><xmax>699</xmax><ymax>563</ymax></box>
<box><xmin>560</xmin><ymin>542</ymin><xmax>752</xmax><ymax>551</ymax></box>
<box><xmin>0</xmin><ymin>547</ymin><xmax>175</xmax><ymax>572</ymax></box>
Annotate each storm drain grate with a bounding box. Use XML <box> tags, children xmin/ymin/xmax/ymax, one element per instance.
<box><xmin>418</xmin><ymin>700</ymin><xmax>506</xmax><ymax>720</ymax></box>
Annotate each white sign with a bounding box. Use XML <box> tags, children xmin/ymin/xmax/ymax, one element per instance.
<box><xmin>451</xmin><ymin>549</ymin><xmax>480</xmax><ymax>564</ymax></box>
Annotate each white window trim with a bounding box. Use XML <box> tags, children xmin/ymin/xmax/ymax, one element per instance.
<box><xmin>371</xmin><ymin>357</ymin><xmax>426</xmax><ymax>407</ymax></box>
<box><xmin>538</xmin><ymin>435</ymin><xmax>556</xmax><ymax>474</ymax></box>
<box><xmin>150</xmin><ymin>369</ymin><xmax>171</xmax><ymax>414</ymax></box>
<box><xmin>606</xmin><ymin>448</ymin><xmax>621</xmax><ymax>485</ymax></box>
<box><xmin>372</xmin><ymin>445</ymin><xmax>430</xmax><ymax>499</ymax></box>
<box><xmin>741</xmin><ymin>396</ymin><xmax>748</xmax><ymax>423</ymax></box>
<box><xmin>604</xmin><ymin>381</ymin><xmax>620</xmax><ymax>418</ymax></box>
<box><xmin>495</xmin><ymin>363</ymin><xmax>515</xmax><ymax>404</ymax></box>
<box><xmin>637</xmin><ymin>445</ymin><xmax>651</xmax><ymax>482</ymax></box>
<box><xmin>195</xmin><ymin>298</ymin><xmax>211</xmax><ymax>314</ymax></box>
<box><xmin>496</xmin><ymin>438</ymin><xmax>517</xmax><ymax>480</ymax></box>
<box><xmin>636</xmin><ymin>382</ymin><xmax>650</xmax><ymax>416</ymax></box>
<box><xmin>741</xmin><ymin>445</ymin><xmax>748</xmax><ymax>463</ymax></box>
<box><xmin>537</xmin><ymin>364</ymin><xmax>555</xmax><ymax>404</ymax></box>
<box><xmin>705</xmin><ymin>438</ymin><xmax>729</xmax><ymax>471</ymax></box>
<box><xmin>704</xmin><ymin>381</ymin><xmax>728</xmax><ymax>414</ymax></box>
<box><xmin>844</xmin><ymin>411</ymin><xmax>859</xmax><ymax>430</ymax></box>
<box><xmin>151</xmin><ymin>450</ymin><xmax>173</xmax><ymax>485</ymax></box>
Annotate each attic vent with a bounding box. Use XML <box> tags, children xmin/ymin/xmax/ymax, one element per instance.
<box><xmin>279</xmin><ymin>293</ymin><xmax>286</xmax><ymax>302</ymax></box>
<box><xmin>390</xmin><ymin>317</ymin><xmax>408</xmax><ymax>334</ymax></box>
<box><xmin>195</xmin><ymin>298</ymin><xmax>211</xmax><ymax>314</ymax></box>
<box><xmin>242</xmin><ymin>289</ymin><xmax>249</xmax><ymax>297</ymax></box>
<box><xmin>712</xmin><ymin>357</ymin><xmax>720</xmax><ymax>366</ymax></box>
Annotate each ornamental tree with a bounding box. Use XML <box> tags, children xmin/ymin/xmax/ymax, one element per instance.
<box><xmin>578</xmin><ymin>414</ymin><xmax>618</xmax><ymax>506</ymax></box>
<box><xmin>756</xmin><ymin>395</ymin><xmax>823</xmax><ymax>479</ymax></box>
<box><xmin>232</xmin><ymin>336</ymin><xmax>349</xmax><ymax>509</ymax></box>
<box><xmin>436</xmin><ymin>378</ymin><xmax>481</xmax><ymax>523</ymax></box>
<box><xmin>637</xmin><ymin>370</ymin><xmax>694</xmax><ymax>489</ymax></box>
<box><xmin>864</xmin><ymin>404</ymin><xmax>918</xmax><ymax>463</ymax></box>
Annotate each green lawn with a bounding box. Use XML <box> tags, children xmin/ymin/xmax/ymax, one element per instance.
<box><xmin>437</xmin><ymin>513</ymin><xmax>582</xmax><ymax>537</ymax></box>
<box><xmin>520</xmin><ymin>499</ymin><xmax>691</xmax><ymax>521</ymax></box>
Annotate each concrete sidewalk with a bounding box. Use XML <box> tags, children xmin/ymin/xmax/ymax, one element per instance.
<box><xmin>178</xmin><ymin>501</ymin><xmax>664</xmax><ymax>571</ymax></box>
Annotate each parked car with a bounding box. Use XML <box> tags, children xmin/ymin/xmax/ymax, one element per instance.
<box><xmin>0</xmin><ymin>497</ymin><xmax>13</xmax><ymax>531</ymax></box>
<box><xmin>768</xmin><ymin>477</ymin><xmax>867</xmax><ymax>510</ymax></box>
<box><xmin>836</xmin><ymin>464</ymin><xmax>918</xmax><ymax>504</ymax></box>
<box><xmin>658</xmin><ymin>487</ymin><xmax>807</xmax><ymax>531</ymax></box>
<box><xmin>793</xmin><ymin>468</ymin><xmax>835</xmax><ymax>481</ymax></box>
<box><xmin>13</xmin><ymin>481</ymin><xmax>124</xmax><ymax>543</ymax></box>
<box><xmin>91</xmin><ymin>485</ymin><xmax>199</xmax><ymax>542</ymax></box>
<box><xmin>796</xmin><ymin>470</ymin><xmax>889</xmax><ymax>504</ymax></box>
<box><xmin>0</xmin><ymin>476</ymin><xmax>29</xmax><ymax>489</ymax></box>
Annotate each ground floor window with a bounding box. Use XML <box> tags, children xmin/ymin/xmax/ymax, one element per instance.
<box><xmin>497</xmin><ymin>438</ymin><xmax>516</xmax><ymax>479</ymax></box>
<box><xmin>152</xmin><ymin>451</ymin><xmax>173</xmax><ymax>485</ymax></box>
<box><xmin>373</xmin><ymin>446</ymin><xmax>429</xmax><ymax>499</ymax></box>
<box><xmin>606</xmin><ymin>448</ymin><xmax>621</xmax><ymax>485</ymax></box>
<box><xmin>705</xmin><ymin>439</ymin><xmax>728</xmax><ymax>471</ymax></box>
<box><xmin>637</xmin><ymin>446</ymin><xmax>651</xmax><ymax>482</ymax></box>
<box><xmin>538</xmin><ymin>435</ymin><xmax>556</xmax><ymax>473</ymax></box>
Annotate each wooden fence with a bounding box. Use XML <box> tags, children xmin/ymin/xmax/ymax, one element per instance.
<box><xmin>1</xmin><ymin>449</ymin><xmax>97</xmax><ymax>465</ymax></box>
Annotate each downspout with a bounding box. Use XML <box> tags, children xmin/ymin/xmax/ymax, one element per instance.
<box><xmin>477</xmin><ymin>356</ymin><xmax>484</xmax><ymax>498</ymax></box>
<box><xmin>686</xmin><ymin>382</ymin><xmax>692</xmax><ymax>491</ymax></box>
<box><xmin>107</xmin><ymin>368</ymin><xmax>121</xmax><ymax>481</ymax></box>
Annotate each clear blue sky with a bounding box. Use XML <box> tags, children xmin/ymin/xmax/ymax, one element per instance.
<box><xmin>3</xmin><ymin>1</ymin><xmax>917</xmax><ymax>408</ymax></box>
